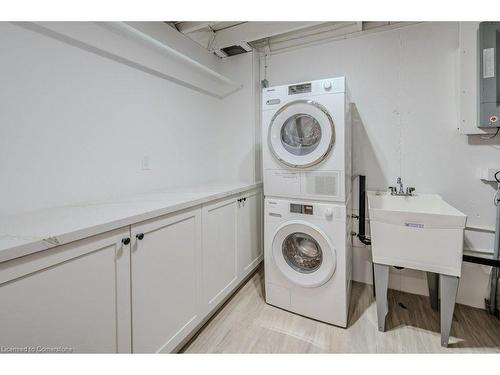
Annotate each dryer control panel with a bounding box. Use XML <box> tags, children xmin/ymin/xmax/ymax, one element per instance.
<box><xmin>290</xmin><ymin>203</ymin><xmax>313</xmax><ymax>215</ymax></box>
<box><xmin>262</xmin><ymin>77</ymin><xmax>346</xmax><ymax>110</ymax></box>
<box><xmin>288</xmin><ymin>83</ymin><xmax>312</xmax><ymax>95</ymax></box>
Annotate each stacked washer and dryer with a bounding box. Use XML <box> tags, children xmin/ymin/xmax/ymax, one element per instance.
<box><xmin>262</xmin><ymin>77</ymin><xmax>353</xmax><ymax>327</ymax></box>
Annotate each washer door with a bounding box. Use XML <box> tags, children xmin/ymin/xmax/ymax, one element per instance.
<box><xmin>272</xmin><ymin>220</ymin><xmax>336</xmax><ymax>287</ymax></box>
<box><xmin>268</xmin><ymin>100</ymin><xmax>335</xmax><ymax>168</ymax></box>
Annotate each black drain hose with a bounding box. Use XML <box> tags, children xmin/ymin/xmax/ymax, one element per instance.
<box><xmin>358</xmin><ymin>175</ymin><xmax>372</xmax><ymax>246</ymax></box>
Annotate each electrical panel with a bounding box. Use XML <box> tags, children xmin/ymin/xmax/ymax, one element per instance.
<box><xmin>478</xmin><ymin>22</ymin><xmax>500</xmax><ymax>128</ymax></box>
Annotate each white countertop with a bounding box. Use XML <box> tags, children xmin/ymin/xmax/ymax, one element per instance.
<box><xmin>0</xmin><ymin>181</ymin><xmax>262</xmax><ymax>263</ymax></box>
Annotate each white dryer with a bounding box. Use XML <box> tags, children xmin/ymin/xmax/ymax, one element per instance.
<box><xmin>262</xmin><ymin>77</ymin><xmax>351</xmax><ymax>202</ymax></box>
<box><xmin>264</xmin><ymin>197</ymin><xmax>352</xmax><ymax>327</ymax></box>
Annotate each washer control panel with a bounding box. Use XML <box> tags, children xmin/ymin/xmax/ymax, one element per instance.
<box><xmin>266</xmin><ymin>198</ymin><xmax>345</xmax><ymax>222</ymax></box>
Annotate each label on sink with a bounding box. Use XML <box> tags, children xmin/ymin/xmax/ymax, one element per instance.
<box><xmin>404</xmin><ymin>222</ymin><xmax>424</xmax><ymax>229</ymax></box>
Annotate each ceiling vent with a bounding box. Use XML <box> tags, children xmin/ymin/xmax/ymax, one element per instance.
<box><xmin>221</xmin><ymin>45</ymin><xmax>248</xmax><ymax>56</ymax></box>
<box><xmin>220</xmin><ymin>41</ymin><xmax>252</xmax><ymax>57</ymax></box>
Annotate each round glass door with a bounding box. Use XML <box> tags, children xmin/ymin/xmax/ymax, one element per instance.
<box><xmin>281</xmin><ymin>114</ymin><xmax>322</xmax><ymax>156</ymax></box>
<box><xmin>282</xmin><ymin>232</ymin><xmax>322</xmax><ymax>273</ymax></box>
<box><xmin>272</xmin><ymin>221</ymin><xmax>336</xmax><ymax>287</ymax></box>
<box><xmin>269</xmin><ymin>100</ymin><xmax>335</xmax><ymax>168</ymax></box>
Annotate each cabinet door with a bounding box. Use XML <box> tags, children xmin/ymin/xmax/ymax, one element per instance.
<box><xmin>238</xmin><ymin>189</ymin><xmax>263</xmax><ymax>278</ymax></box>
<box><xmin>130</xmin><ymin>207</ymin><xmax>202</xmax><ymax>353</ymax></box>
<box><xmin>0</xmin><ymin>228</ymin><xmax>131</xmax><ymax>353</ymax></box>
<box><xmin>202</xmin><ymin>196</ymin><xmax>238</xmax><ymax>312</ymax></box>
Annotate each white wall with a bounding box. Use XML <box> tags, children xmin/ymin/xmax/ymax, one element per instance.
<box><xmin>1</xmin><ymin>21</ymin><xmax>496</xmax><ymax>309</ymax></box>
<box><xmin>0</xmin><ymin>22</ymin><xmax>257</xmax><ymax>216</ymax></box>
<box><xmin>217</xmin><ymin>51</ymin><xmax>260</xmax><ymax>183</ymax></box>
<box><xmin>260</xmin><ymin>22</ymin><xmax>500</xmax><ymax>308</ymax></box>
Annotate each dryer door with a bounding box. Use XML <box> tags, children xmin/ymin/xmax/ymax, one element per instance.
<box><xmin>268</xmin><ymin>100</ymin><xmax>335</xmax><ymax>168</ymax></box>
<box><xmin>272</xmin><ymin>220</ymin><xmax>336</xmax><ymax>287</ymax></box>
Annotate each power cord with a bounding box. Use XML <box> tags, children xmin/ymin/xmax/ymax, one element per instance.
<box><xmin>495</xmin><ymin>171</ymin><xmax>500</xmax><ymax>207</ymax></box>
<box><xmin>480</xmin><ymin>127</ymin><xmax>500</xmax><ymax>140</ymax></box>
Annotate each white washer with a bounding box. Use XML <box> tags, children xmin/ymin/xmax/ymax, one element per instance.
<box><xmin>262</xmin><ymin>77</ymin><xmax>351</xmax><ymax>203</ymax></box>
<box><xmin>264</xmin><ymin>197</ymin><xmax>352</xmax><ymax>327</ymax></box>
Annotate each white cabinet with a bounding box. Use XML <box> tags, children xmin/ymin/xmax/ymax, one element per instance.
<box><xmin>130</xmin><ymin>189</ymin><xmax>262</xmax><ymax>353</ymax></box>
<box><xmin>237</xmin><ymin>189</ymin><xmax>263</xmax><ymax>279</ymax></box>
<box><xmin>202</xmin><ymin>197</ymin><xmax>239</xmax><ymax>312</ymax></box>
<box><xmin>130</xmin><ymin>207</ymin><xmax>202</xmax><ymax>353</ymax></box>
<box><xmin>0</xmin><ymin>227</ymin><xmax>131</xmax><ymax>353</ymax></box>
<box><xmin>201</xmin><ymin>189</ymin><xmax>263</xmax><ymax>313</ymax></box>
<box><xmin>0</xmin><ymin>186</ymin><xmax>262</xmax><ymax>353</ymax></box>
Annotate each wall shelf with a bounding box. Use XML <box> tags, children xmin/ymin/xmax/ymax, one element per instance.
<box><xmin>14</xmin><ymin>22</ymin><xmax>242</xmax><ymax>99</ymax></box>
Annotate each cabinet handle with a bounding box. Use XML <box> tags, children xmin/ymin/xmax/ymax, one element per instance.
<box><xmin>136</xmin><ymin>233</ymin><xmax>145</xmax><ymax>240</ymax></box>
<box><xmin>122</xmin><ymin>237</ymin><xmax>131</xmax><ymax>245</ymax></box>
<box><xmin>243</xmin><ymin>197</ymin><xmax>247</xmax><ymax>202</ymax></box>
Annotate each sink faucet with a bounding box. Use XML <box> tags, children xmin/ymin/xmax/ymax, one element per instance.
<box><xmin>396</xmin><ymin>177</ymin><xmax>404</xmax><ymax>194</ymax></box>
<box><xmin>389</xmin><ymin>177</ymin><xmax>416</xmax><ymax>196</ymax></box>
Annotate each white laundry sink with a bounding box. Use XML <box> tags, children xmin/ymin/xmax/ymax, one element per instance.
<box><xmin>367</xmin><ymin>191</ymin><xmax>467</xmax><ymax>276</ymax></box>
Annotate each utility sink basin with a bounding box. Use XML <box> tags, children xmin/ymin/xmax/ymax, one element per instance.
<box><xmin>367</xmin><ymin>191</ymin><xmax>467</xmax><ymax>276</ymax></box>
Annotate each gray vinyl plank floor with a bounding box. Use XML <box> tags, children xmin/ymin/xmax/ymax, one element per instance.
<box><xmin>182</xmin><ymin>266</ymin><xmax>500</xmax><ymax>353</ymax></box>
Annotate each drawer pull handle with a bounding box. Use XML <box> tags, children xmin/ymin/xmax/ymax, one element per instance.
<box><xmin>136</xmin><ymin>233</ymin><xmax>145</xmax><ymax>240</ymax></box>
<box><xmin>122</xmin><ymin>237</ymin><xmax>131</xmax><ymax>245</ymax></box>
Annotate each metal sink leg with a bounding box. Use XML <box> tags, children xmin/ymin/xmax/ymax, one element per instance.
<box><xmin>440</xmin><ymin>274</ymin><xmax>459</xmax><ymax>347</ymax></box>
<box><xmin>374</xmin><ymin>263</ymin><xmax>390</xmax><ymax>332</ymax></box>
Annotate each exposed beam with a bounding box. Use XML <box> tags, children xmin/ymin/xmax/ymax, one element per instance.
<box><xmin>175</xmin><ymin>21</ymin><xmax>213</xmax><ymax>34</ymax></box>
<box><xmin>211</xmin><ymin>21</ymin><xmax>324</xmax><ymax>50</ymax></box>
<box><xmin>250</xmin><ymin>22</ymin><xmax>360</xmax><ymax>51</ymax></box>
<box><xmin>252</xmin><ymin>21</ymin><xmax>418</xmax><ymax>55</ymax></box>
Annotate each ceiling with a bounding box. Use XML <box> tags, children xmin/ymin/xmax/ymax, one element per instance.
<box><xmin>169</xmin><ymin>21</ymin><xmax>411</xmax><ymax>58</ymax></box>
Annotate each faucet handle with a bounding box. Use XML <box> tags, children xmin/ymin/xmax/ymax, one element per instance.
<box><xmin>406</xmin><ymin>187</ymin><xmax>415</xmax><ymax>196</ymax></box>
<box><xmin>388</xmin><ymin>186</ymin><xmax>397</xmax><ymax>195</ymax></box>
